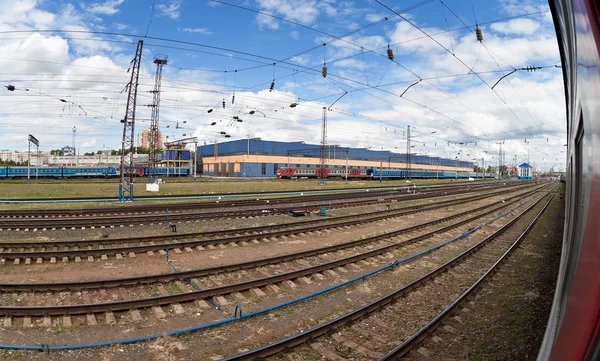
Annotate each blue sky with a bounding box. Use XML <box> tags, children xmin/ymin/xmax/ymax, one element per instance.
<box><xmin>0</xmin><ymin>0</ymin><xmax>566</xmax><ymax>170</ymax></box>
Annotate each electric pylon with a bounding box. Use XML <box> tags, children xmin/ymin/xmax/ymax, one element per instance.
<box><xmin>148</xmin><ymin>55</ymin><xmax>168</xmax><ymax>182</ymax></box>
<box><xmin>119</xmin><ymin>40</ymin><xmax>143</xmax><ymax>201</ymax></box>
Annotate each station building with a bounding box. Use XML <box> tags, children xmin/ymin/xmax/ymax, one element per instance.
<box><xmin>518</xmin><ymin>162</ymin><xmax>533</xmax><ymax>180</ymax></box>
<box><xmin>197</xmin><ymin>139</ymin><xmax>473</xmax><ymax>178</ymax></box>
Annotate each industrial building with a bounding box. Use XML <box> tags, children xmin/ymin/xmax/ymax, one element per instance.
<box><xmin>197</xmin><ymin>139</ymin><xmax>473</xmax><ymax>178</ymax></box>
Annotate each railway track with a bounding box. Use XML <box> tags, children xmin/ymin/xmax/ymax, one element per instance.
<box><xmin>0</xmin><ymin>183</ymin><xmax>530</xmax><ymax>231</ymax></box>
<box><xmin>210</xmin><ymin>185</ymin><xmax>557</xmax><ymax>361</ymax></box>
<box><xmin>0</xmin><ymin>184</ymin><xmax>544</xmax><ymax>264</ymax></box>
<box><xmin>0</xmin><ymin>185</ymin><xmax>552</xmax><ymax>326</ymax></box>
<box><xmin>0</xmin><ymin>182</ymin><xmax>519</xmax><ymax>220</ymax></box>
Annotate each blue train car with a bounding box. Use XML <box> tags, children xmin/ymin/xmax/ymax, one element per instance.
<box><xmin>62</xmin><ymin>167</ymin><xmax>115</xmax><ymax>178</ymax></box>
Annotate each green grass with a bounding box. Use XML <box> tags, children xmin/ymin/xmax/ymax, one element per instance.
<box><xmin>0</xmin><ymin>177</ymin><xmax>469</xmax><ymax>200</ymax></box>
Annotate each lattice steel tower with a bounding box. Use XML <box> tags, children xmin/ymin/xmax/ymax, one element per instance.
<box><xmin>148</xmin><ymin>55</ymin><xmax>168</xmax><ymax>182</ymax></box>
<box><xmin>119</xmin><ymin>40</ymin><xmax>143</xmax><ymax>201</ymax></box>
<box><xmin>319</xmin><ymin>107</ymin><xmax>327</xmax><ymax>184</ymax></box>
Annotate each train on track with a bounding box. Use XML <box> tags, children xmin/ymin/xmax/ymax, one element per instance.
<box><xmin>0</xmin><ymin>166</ymin><xmax>191</xmax><ymax>179</ymax></box>
<box><xmin>539</xmin><ymin>1</ymin><xmax>600</xmax><ymax>360</ymax></box>
<box><xmin>276</xmin><ymin>166</ymin><xmax>494</xmax><ymax>180</ymax></box>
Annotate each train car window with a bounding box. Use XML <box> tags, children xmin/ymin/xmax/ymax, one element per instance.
<box><xmin>261</xmin><ymin>163</ymin><xmax>266</xmax><ymax>175</ymax></box>
<box><xmin>273</xmin><ymin>163</ymin><xmax>278</xmax><ymax>174</ymax></box>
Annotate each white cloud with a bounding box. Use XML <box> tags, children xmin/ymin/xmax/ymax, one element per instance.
<box><xmin>157</xmin><ymin>2</ymin><xmax>180</xmax><ymax>20</ymax></box>
<box><xmin>86</xmin><ymin>0</ymin><xmax>125</xmax><ymax>15</ymax></box>
<box><xmin>289</xmin><ymin>30</ymin><xmax>299</xmax><ymax>40</ymax></box>
<box><xmin>179</xmin><ymin>27</ymin><xmax>212</xmax><ymax>35</ymax></box>
<box><xmin>490</xmin><ymin>18</ymin><xmax>541</xmax><ymax>35</ymax></box>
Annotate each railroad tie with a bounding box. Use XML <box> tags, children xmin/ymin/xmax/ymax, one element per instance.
<box><xmin>331</xmin><ymin>333</ymin><xmax>384</xmax><ymax>359</ymax></box>
<box><xmin>310</xmin><ymin>342</ymin><xmax>345</xmax><ymax>361</ymax></box>
<box><xmin>87</xmin><ymin>256</ymin><xmax>94</xmax><ymax>262</ymax></box>
<box><xmin>22</xmin><ymin>317</ymin><xmax>32</xmax><ymax>328</ymax></box>
<box><xmin>250</xmin><ymin>288</ymin><xmax>266</xmax><ymax>297</ymax></box>
<box><xmin>130</xmin><ymin>309</ymin><xmax>143</xmax><ymax>322</ymax></box>
<box><xmin>195</xmin><ymin>299</ymin><xmax>211</xmax><ymax>309</ymax></box>
<box><xmin>296</xmin><ymin>276</ymin><xmax>312</xmax><ymax>285</ymax></box>
<box><xmin>86</xmin><ymin>314</ymin><xmax>97</xmax><ymax>326</ymax></box>
<box><xmin>3</xmin><ymin>317</ymin><xmax>11</xmax><ymax>328</ymax></box>
<box><xmin>42</xmin><ymin>316</ymin><xmax>52</xmax><ymax>327</ymax></box>
<box><xmin>266</xmin><ymin>284</ymin><xmax>280</xmax><ymax>293</ymax></box>
<box><xmin>284</xmin><ymin>280</ymin><xmax>298</xmax><ymax>289</ymax></box>
<box><xmin>172</xmin><ymin>303</ymin><xmax>185</xmax><ymax>315</ymax></box>
<box><xmin>312</xmin><ymin>272</ymin><xmax>326</xmax><ymax>280</ymax></box>
<box><xmin>105</xmin><ymin>312</ymin><xmax>117</xmax><ymax>325</ymax></box>
<box><xmin>152</xmin><ymin>307</ymin><xmax>166</xmax><ymax>319</ymax></box>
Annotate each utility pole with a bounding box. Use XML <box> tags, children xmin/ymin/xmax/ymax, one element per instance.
<box><xmin>72</xmin><ymin>126</ymin><xmax>77</xmax><ymax>151</ymax></box>
<box><xmin>27</xmin><ymin>134</ymin><xmax>39</xmax><ymax>184</ymax></box>
<box><xmin>379</xmin><ymin>157</ymin><xmax>383</xmax><ymax>183</ymax></box>
<box><xmin>148</xmin><ymin>55</ymin><xmax>167</xmax><ymax>183</ymax></box>
<box><xmin>482</xmin><ymin>157</ymin><xmax>485</xmax><ymax>180</ymax></box>
<box><xmin>406</xmin><ymin>125</ymin><xmax>411</xmax><ymax>181</ymax></box>
<box><xmin>345</xmin><ymin>150</ymin><xmax>349</xmax><ymax>182</ymax></box>
<box><xmin>319</xmin><ymin>107</ymin><xmax>327</xmax><ymax>184</ymax></box>
<box><xmin>119</xmin><ymin>40</ymin><xmax>143</xmax><ymax>201</ymax></box>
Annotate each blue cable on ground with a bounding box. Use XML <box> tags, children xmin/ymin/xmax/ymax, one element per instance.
<box><xmin>165</xmin><ymin>248</ymin><xmax>226</xmax><ymax>314</ymax></box>
<box><xmin>0</xmin><ymin>197</ymin><xmax>531</xmax><ymax>351</ymax></box>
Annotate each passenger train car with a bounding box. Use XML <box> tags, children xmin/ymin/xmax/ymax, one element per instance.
<box><xmin>276</xmin><ymin>166</ymin><xmax>493</xmax><ymax>180</ymax></box>
<box><xmin>0</xmin><ymin>166</ymin><xmax>190</xmax><ymax>179</ymax></box>
<box><xmin>539</xmin><ymin>1</ymin><xmax>600</xmax><ymax>360</ymax></box>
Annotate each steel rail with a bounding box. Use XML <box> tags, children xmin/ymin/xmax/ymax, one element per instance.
<box><xmin>212</xmin><ymin>187</ymin><xmax>557</xmax><ymax>361</ymax></box>
<box><xmin>378</xmin><ymin>187</ymin><xmax>558</xmax><ymax>360</ymax></box>
<box><xmin>0</xmin><ymin>184</ymin><xmax>542</xmax><ymax>250</ymax></box>
<box><xmin>0</xmin><ymin>183</ymin><xmax>494</xmax><ymax>217</ymax></box>
<box><xmin>0</xmin><ymin>186</ymin><xmax>546</xmax><ymax>261</ymax></box>
<box><xmin>0</xmin><ymin>180</ymin><xmax>512</xmax><ymax>204</ymax></box>
<box><xmin>0</xmin><ymin>184</ymin><xmax>516</xmax><ymax>227</ymax></box>
<box><xmin>0</xmin><ymin>186</ymin><xmax>551</xmax><ymax>296</ymax></box>
<box><xmin>0</xmin><ymin>187</ymin><xmax>552</xmax><ymax>316</ymax></box>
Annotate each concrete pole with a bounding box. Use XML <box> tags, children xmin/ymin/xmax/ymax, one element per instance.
<box><xmin>35</xmin><ymin>145</ymin><xmax>39</xmax><ymax>181</ymax></box>
<box><xmin>345</xmin><ymin>150</ymin><xmax>348</xmax><ymax>182</ymax></box>
<box><xmin>27</xmin><ymin>141</ymin><xmax>30</xmax><ymax>184</ymax></box>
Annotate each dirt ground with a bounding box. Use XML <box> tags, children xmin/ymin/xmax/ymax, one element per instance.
<box><xmin>405</xmin><ymin>185</ymin><xmax>564</xmax><ymax>361</ymax></box>
<box><xmin>0</xmin><ymin>178</ymin><xmax>471</xmax><ymax>200</ymax></box>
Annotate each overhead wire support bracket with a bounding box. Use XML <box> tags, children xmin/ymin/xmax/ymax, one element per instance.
<box><xmin>491</xmin><ymin>66</ymin><xmax>543</xmax><ymax>89</ymax></box>
<box><xmin>327</xmin><ymin>91</ymin><xmax>348</xmax><ymax>110</ymax></box>
<box><xmin>400</xmin><ymin>79</ymin><xmax>422</xmax><ymax>97</ymax></box>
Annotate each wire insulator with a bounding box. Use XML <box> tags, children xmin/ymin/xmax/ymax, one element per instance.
<box><xmin>475</xmin><ymin>27</ymin><xmax>483</xmax><ymax>42</ymax></box>
<box><xmin>6</xmin><ymin>85</ymin><xmax>15</xmax><ymax>91</ymax></box>
<box><xmin>387</xmin><ymin>45</ymin><xmax>394</xmax><ymax>61</ymax></box>
<box><xmin>322</xmin><ymin>64</ymin><xmax>327</xmax><ymax>78</ymax></box>
<box><xmin>222</xmin><ymin>100</ymin><xmax>226</xmax><ymax>109</ymax></box>
<box><xmin>232</xmin><ymin>94</ymin><xmax>235</xmax><ymax>104</ymax></box>
<box><xmin>269</xmin><ymin>81</ymin><xmax>275</xmax><ymax>92</ymax></box>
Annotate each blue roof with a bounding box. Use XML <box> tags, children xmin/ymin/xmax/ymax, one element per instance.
<box><xmin>198</xmin><ymin>139</ymin><xmax>474</xmax><ymax>168</ymax></box>
<box><xmin>519</xmin><ymin>162</ymin><xmax>532</xmax><ymax>168</ymax></box>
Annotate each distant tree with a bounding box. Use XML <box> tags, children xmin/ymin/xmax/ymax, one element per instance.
<box><xmin>134</xmin><ymin>146</ymin><xmax>149</xmax><ymax>154</ymax></box>
<box><xmin>111</xmin><ymin>150</ymin><xmax>119</xmax><ymax>156</ymax></box>
<box><xmin>97</xmin><ymin>150</ymin><xmax>102</xmax><ymax>155</ymax></box>
<box><xmin>84</xmin><ymin>152</ymin><xmax>95</xmax><ymax>156</ymax></box>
